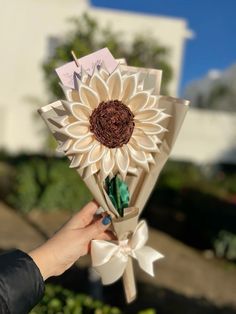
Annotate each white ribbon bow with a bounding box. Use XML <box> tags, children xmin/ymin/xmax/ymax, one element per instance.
<box><xmin>91</xmin><ymin>220</ymin><xmax>164</xmax><ymax>284</ymax></box>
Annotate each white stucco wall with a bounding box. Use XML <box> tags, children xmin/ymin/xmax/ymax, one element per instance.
<box><xmin>89</xmin><ymin>7</ymin><xmax>192</xmax><ymax>97</ymax></box>
<box><xmin>0</xmin><ymin>0</ymin><xmax>192</xmax><ymax>155</ymax></box>
<box><xmin>0</xmin><ymin>0</ymin><xmax>88</xmax><ymax>153</ymax></box>
<box><xmin>172</xmin><ymin>109</ymin><xmax>236</xmax><ymax>164</ymax></box>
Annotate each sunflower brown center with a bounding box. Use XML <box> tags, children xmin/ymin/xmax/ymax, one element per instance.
<box><xmin>89</xmin><ymin>100</ymin><xmax>135</xmax><ymax>148</ymax></box>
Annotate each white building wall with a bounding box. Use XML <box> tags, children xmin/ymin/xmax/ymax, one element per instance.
<box><xmin>0</xmin><ymin>0</ymin><xmax>192</xmax><ymax>155</ymax></box>
<box><xmin>0</xmin><ymin>0</ymin><xmax>88</xmax><ymax>153</ymax></box>
<box><xmin>89</xmin><ymin>7</ymin><xmax>192</xmax><ymax>96</ymax></box>
<box><xmin>172</xmin><ymin>109</ymin><xmax>236</xmax><ymax>164</ymax></box>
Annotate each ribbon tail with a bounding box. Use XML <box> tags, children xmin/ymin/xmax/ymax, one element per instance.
<box><xmin>135</xmin><ymin>246</ymin><xmax>164</xmax><ymax>276</ymax></box>
<box><xmin>93</xmin><ymin>256</ymin><xmax>127</xmax><ymax>285</ymax></box>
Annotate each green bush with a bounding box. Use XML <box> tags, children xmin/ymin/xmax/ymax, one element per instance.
<box><xmin>7</xmin><ymin>157</ymin><xmax>92</xmax><ymax>213</ymax></box>
<box><xmin>214</xmin><ymin>230</ymin><xmax>236</xmax><ymax>261</ymax></box>
<box><xmin>157</xmin><ymin>160</ymin><xmax>236</xmax><ymax>199</ymax></box>
<box><xmin>4</xmin><ymin>157</ymin><xmax>236</xmax><ymax>215</ymax></box>
<box><xmin>157</xmin><ymin>161</ymin><xmax>203</xmax><ymax>191</ymax></box>
<box><xmin>31</xmin><ymin>284</ymin><xmax>156</xmax><ymax>314</ymax></box>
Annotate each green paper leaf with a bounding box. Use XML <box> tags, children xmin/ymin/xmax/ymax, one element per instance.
<box><xmin>105</xmin><ymin>175</ymin><xmax>129</xmax><ymax>217</ymax></box>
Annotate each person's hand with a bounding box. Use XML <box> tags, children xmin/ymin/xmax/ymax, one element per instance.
<box><xmin>29</xmin><ymin>201</ymin><xmax>112</xmax><ymax>280</ymax></box>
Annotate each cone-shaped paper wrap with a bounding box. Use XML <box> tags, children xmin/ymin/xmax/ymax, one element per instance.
<box><xmin>39</xmin><ymin>49</ymin><xmax>189</xmax><ymax>302</ymax></box>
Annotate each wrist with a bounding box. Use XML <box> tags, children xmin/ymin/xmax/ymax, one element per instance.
<box><xmin>29</xmin><ymin>245</ymin><xmax>57</xmax><ymax>280</ymax></box>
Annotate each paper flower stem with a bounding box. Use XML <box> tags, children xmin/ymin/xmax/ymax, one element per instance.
<box><xmin>123</xmin><ymin>257</ymin><xmax>136</xmax><ymax>303</ymax></box>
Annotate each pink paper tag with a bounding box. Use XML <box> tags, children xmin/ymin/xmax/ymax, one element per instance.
<box><xmin>55</xmin><ymin>47</ymin><xmax>118</xmax><ymax>88</ymax></box>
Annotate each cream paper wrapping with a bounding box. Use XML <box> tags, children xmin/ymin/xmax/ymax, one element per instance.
<box><xmin>39</xmin><ymin>64</ymin><xmax>189</xmax><ymax>302</ymax></box>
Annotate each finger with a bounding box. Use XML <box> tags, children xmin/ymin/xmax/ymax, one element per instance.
<box><xmin>96</xmin><ymin>231</ymin><xmax>116</xmax><ymax>241</ymax></box>
<box><xmin>83</xmin><ymin>215</ymin><xmax>112</xmax><ymax>241</ymax></box>
<box><xmin>65</xmin><ymin>201</ymin><xmax>99</xmax><ymax>229</ymax></box>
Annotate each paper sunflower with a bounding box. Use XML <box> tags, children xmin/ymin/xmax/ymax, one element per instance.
<box><xmin>52</xmin><ymin>65</ymin><xmax>170</xmax><ymax>180</ymax></box>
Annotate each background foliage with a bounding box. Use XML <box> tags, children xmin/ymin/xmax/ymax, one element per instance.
<box><xmin>5</xmin><ymin>155</ymin><xmax>91</xmax><ymax>213</ymax></box>
<box><xmin>1</xmin><ymin>153</ymin><xmax>236</xmax><ymax>262</ymax></box>
<box><xmin>30</xmin><ymin>284</ymin><xmax>156</xmax><ymax>314</ymax></box>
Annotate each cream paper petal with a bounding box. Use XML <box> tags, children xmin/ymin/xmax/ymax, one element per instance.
<box><xmin>90</xmin><ymin>73</ymin><xmax>109</xmax><ymax>102</ymax></box>
<box><xmin>146</xmin><ymin>153</ymin><xmax>155</xmax><ymax>164</ymax></box>
<box><xmin>127</xmin><ymin>143</ymin><xmax>149</xmax><ymax>171</ymax></box>
<box><xmin>87</xmin><ymin>143</ymin><xmax>106</xmax><ymax>164</ymax></box>
<box><xmin>127</xmin><ymin>165</ymin><xmax>139</xmax><ymax>176</ymax></box>
<box><xmin>74</xmin><ymin>67</ymin><xmax>90</xmax><ymax>90</ymax></box>
<box><xmin>137</xmin><ymin>78</ymin><xmax>145</xmax><ymax>92</ymax></box>
<box><xmin>101</xmin><ymin>149</ymin><xmax>115</xmax><ymax>179</ymax></box>
<box><xmin>107</xmin><ymin>69</ymin><xmax>123</xmax><ymax>99</ymax></box>
<box><xmin>120</xmin><ymin>73</ymin><xmax>129</xmax><ymax>80</ymax></box>
<box><xmin>146</xmin><ymin>88</ymin><xmax>155</xmax><ymax>94</ymax></box>
<box><xmin>144</xmin><ymin>95</ymin><xmax>157</xmax><ymax>109</ymax></box>
<box><xmin>127</xmin><ymin>92</ymin><xmax>149</xmax><ymax>112</ymax></box>
<box><xmin>121</xmin><ymin>74</ymin><xmax>138</xmax><ymax>103</ymax></box>
<box><xmin>71</xmin><ymin>103</ymin><xmax>92</xmax><ymax>121</ymax></box>
<box><xmin>72</xmin><ymin>135</ymin><xmax>95</xmax><ymax>153</ymax></box>
<box><xmin>82</xmin><ymin>163</ymin><xmax>100</xmax><ymax>179</ymax></box>
<box><xmin>61</xmin><ymin>100</ymin><xmax>74</xmax><ymax>113</ymax></box>
<box><xmin>60</xmin><ymin>84</ymin><xmax>81</xmax><ymax>102</ymax></box>
<box><xmin>116</xmin><ymin>146</ymin><xmax>129</xmax><ymax>180</ymax></box>
<box><xmin>74</xmin><ymin>74</ymin><xmax>82</xmax><ymax>91</ymax></box>
<box><xmin>150</xmin><ymin>135</ymin><xmax>162</xmax><ymax>145</ymax></box>
<box><xmin>135</xmin><ymin>136</ymin><xmax>158</xmax><ymax>152</ymax></box>
<box><xmin>151</xmin><ymin>95</ymin><xmax>163</xmax><ymax>109</ymax></box>
<box><xmin>79</xmin><ymin>85</ymin><xmax>99</xmax><ymax>109</ymax></box>
<box><xmin>80</xmin><ymin>66</ymin><xmax>89</xmax><ymax>84</ymax></box>
<box><xmin>90</xmin><ymin>63</ymin><xmax>100</xmax><ymax>77</ymax></box>
<box><xmin>65</xmin><ymin>121</ymin><xmax>90</xmax><ymax>138</ymax></box>
<box><xmin>135</xmin><ymin>122</ymin><xmax>164</xmax><ymax>135</ymax></box>
<box><xmin>99</xmin><ymin>63</ymin><xmax>109</xmax><ymax>81</ymax></box>
<box><xmin>132</xmin><ymin>129</ymin><xmax>158</xmax><ymax>152</ymax></box>
<box><xmin>127</xmin><ymin>137</ymin><xmax>140</xmax><ymax>151</ymax></box>
<box><xmin>156</xmin><ymin>112</ymin><xmax>171</xmax><ymax>123</ymax></box>
<box><xmin>71</xmin><ymin>90</ymin><xmax>81</xmax><ymax>102</ymax></box>
<box><xmin>61</xmin><ymin>100</ymin><xmax>90</xmax><ymax>120</ymax></box>
<box><xmin>69</xmin><ymin>154</ymin><xmax>84</xmax><ymax>168</ymax></box>
<box><xmin>134</xmin><ymin>109</ymin><xmax>159</xmax><ymax>122</ymax></box>
<box><xmin>147</xmin><ymin>111</ymin><xmax>171</xmax><ymax>124</ymax></box>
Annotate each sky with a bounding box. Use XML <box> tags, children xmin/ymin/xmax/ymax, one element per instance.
<box><xmin>91</xmin><ymin>0</ymin><xmax>236</xmax><ymax>94</ymax></box>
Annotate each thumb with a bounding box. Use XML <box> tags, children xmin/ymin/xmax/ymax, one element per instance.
<box><xmin>83</xmin><ymin>215</ymin><xmax>112</xmax><ymax>241</ymax></box>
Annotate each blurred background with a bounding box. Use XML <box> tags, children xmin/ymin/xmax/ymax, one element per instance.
<box><xmin>0</xmin><ymin>0</ymin><xmax>236</xmax><ymax>313</ymax></box>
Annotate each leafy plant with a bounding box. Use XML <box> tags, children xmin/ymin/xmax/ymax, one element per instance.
<box><xmin>7</xmin><ymin>157</ymin><xmax>92</xmax><ymax>213</ymax></box>
<box><xmin>31</xmin><ymin>284</ymin><xmax>156</xmax><ymax>314</ymax></box>
<box><xmin>214</xmin><ymin>230</ymin><xmax>236</xmax><ymax>261</ymax></box>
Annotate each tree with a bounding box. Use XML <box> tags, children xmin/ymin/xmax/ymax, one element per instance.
<box><xmin>42</xmin><ymin>13</ymin><xmax>172</xmax><ymax>100</ymax></box>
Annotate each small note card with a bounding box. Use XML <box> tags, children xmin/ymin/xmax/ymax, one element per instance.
<box><xmin>55</xmin><ymin>47</ymin><xmax>118</xmax><ymax>89</ymax></box>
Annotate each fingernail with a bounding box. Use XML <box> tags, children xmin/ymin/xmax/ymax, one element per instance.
<box><xmin>102</xmin><ymin>215</ymin><xmax>111</xmax><ymax>225</ymax></box>
<box><xmin>96</xmin><ymin>206</ymin><xmax>106</xmax><ymax>215</ymax></box>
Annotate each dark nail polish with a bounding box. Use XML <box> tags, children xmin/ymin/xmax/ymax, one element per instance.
<box><xmin>102</xmin><ymin>215</ymin><xmax>111</xmax><ymax>225</ymax></box>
